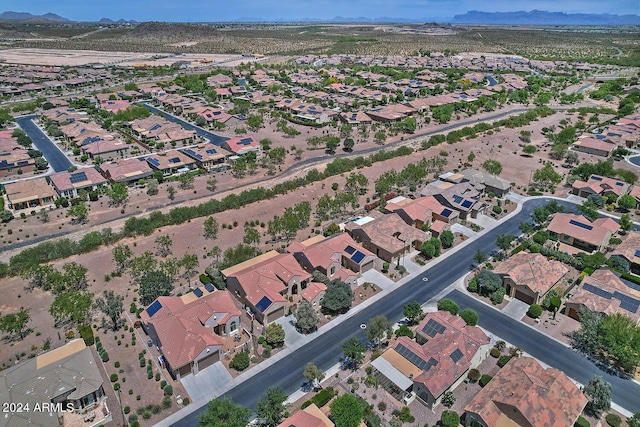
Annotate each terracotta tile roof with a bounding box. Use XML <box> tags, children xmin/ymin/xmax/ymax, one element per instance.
<box><xmin>572</xmin><ymin>175</ymin><xmax>630</xmax><ymax>197</ymax></box>
<box><xmin>388</xmin><ymin>311</ymin><xmax>489</xmax><ymax>398</ymax></box>
<box><xmin>493</xmin><ymin>253</ymin><xmax>568</xmax><ymax>295</ymax></box>
<box><xmin>141</xmin><ymin>290</ymin><xmax>240</xmax><ymax>369</ymax></box>
<box><xmin>289</xmin><ymin>233</ymin><xmax>375</xmax><ymax>272</ymax></box>
<box><xmin>567</xmin><ymin>268</ymin><xmax>640</xmax><ymax>322</ymax></box>
<box><xmin>592</xmin><ymin>217</ymin><xmax>621</xmax><ymax>234</ymax></box>
<box><xmin>276</xmin><ymin>404</ymin><xmax>334</xmax><ymax>427</ymax></box>
<box><xmin>5</xmin><ymin>177</ymin><xmax>56</xmax><ymax>205</ymax></box>
<box><xmin>574</xmin><ymin>136</ymin><xmax>616</xmax><ymax>154</ymax></box>
<box><xmin>547</xmin><ymin>213</ymin><xmax>612</xmax><ymax>248</ymax></box>
<box><xmin>146</xmin><ymin>150</ymin><xmax>197</xmax><ymax>171</ymax></box>
<box><xmin>49</xmin><ymin>167</ymin><xmax>107</xmax><ymax>192</ymax></box>
<box><xmin>222</xmin><ymin>135</ymin><xmax>260</xmax><ymax>154</ymax></box>
<box><xmin>386</xmin><ymin>195</ymin><xmax>455</xmax><ymax>223</ymax></box>
<box><xmin>99</xmin><ymin>158</ymin><xmax>154</xmax><ymax>183</ymax></box>
<box><xmin>610</xmin><ymin>231</ymin><xmax>640</xmax><ymax>264</ymax></box>
<box><xmin>464</xmin><ymin>357</ymin><xmax>587</xmax><ymax>427</ymax></box>
<box><xmin>301</xmin><ymin>282</ymin><xmax>327</xmax><ymax>303</ymax></box>
<box><xmin>345</xmin><ymin>212</ymin><xmax>429</xmax><ymax>253</ymax></box>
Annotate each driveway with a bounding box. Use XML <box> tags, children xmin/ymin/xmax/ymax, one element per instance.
<box><xmin>357</xmin><ymin>268</ymin><xmax>395</xmax><ymax>289</ymax></box>
<box><xmin>501</xmin><ymin>297</ymin><xmax>530</xmax><ymax>320</ymax></box>
<box><xmin>15</xmin><ymin>115</ymin><xmax>72</xmax><ymax>172</ymax></box>
<box><xmin>180</xmin><ymin>361</ymin><xmax>232</xmax><ymax>403</ymax></box>
<box><xmin>467</xmin><ymin>213</ymin><xmax>496</xmax><ymax>229</ymax></box>
<box><xmin>274</xmin><ymin>315</ymin><xmax>306</xmax><ymax>348</ymax></box>
<box><xmin>451</xmin><ymin>222</ymin><xmax>477</xmax><ymax>237</ymax></box>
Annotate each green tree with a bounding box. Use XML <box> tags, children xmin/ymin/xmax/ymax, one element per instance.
<box><xmin>566</xmin><ymin>151</ymin><xmax>579</xmax><ymax>165</ymax></box>
<box><xmin>460</xmin><ymin>308</ymin><xmax>479</xmax><ymax>326</ymax></box>
<box><xmin>155</xmin><ymin>235</ymin><xmax>173</xmax><ymax>257</ymax></box>
<box><xmin>167</xmin><ymin>186</ymin><xmax>176</xmax><ymax>200</ymax></box>
<box><xmin>374</xmin><ymin>130</ymin><xmax>387</xmax><ymax>144</ymax></box>
<box><xmin>522</xmin><ymin>145</ymin><xmax>537</xmax><ymax>156</ymax></box>
<box><xmin>106</xmin><ymin>182</ymin><xmax>128</xmax><ymax>206</ymax></box>
<box><xmin>230</xmin><ymin>351</ymin><xmax>250</xmax><ymax>371</ymax></box>
<box><xmin>550</xmin><ymin>144</ymin><xmax>568</xmax><ymax>160</ymax></box>
<box><xmin>295</xmin><ymin>300</ymin><xmax>319</xmax><ymax>333</ymax></box>
<box><xmin>627</xmin><ymin>413</ymin><xmax>640</xmax><ymax>427</ymax></box>
<box><xmin>578</xmin><ymin>200</ymin><xmax>599</xmax><ymax>222</ymax></box>
<box><xmin>61</xmin><ymin>262</ymin><xmax>88</xmax><ymax>292</ymax></box>
<box><xmin>203</xmin><ymin>216</ymin><xmax>219</xmax><ymax>239</ymax></box>
<box><xmin>265</xmin><ymin>323</ymin><xmax>285</xmax><ymax>347</ymax></box>
<box><xmin>178</xmin><ymin>173</ymin><xmax>195</xmax><ymax>190</ymax></box>
<box><xmin>232</xmin><ymin>157</ymin><xmax>247</xmax><ymax>177</ymax></box>
<box><xmin>403</xmin><ymin>301</ymin><xmax>423</xmax><ymax>325</ymax></box>
<box><xmin>583</xmin><ymin>376</ymin><xmax>612</xmax><ymax>416</ymax></box>
<box><xmin>321</xmin><ymin>280</ymin><xmax>353</xmax><ymax>315</ymax></box>
<box><xmin>330</xmin><ymin>394</ymin><xmax>363</xmax><ymax>427</ymax></box>
<box><xmin>181</xmin><ymin>253</ymin><xmax>199</xmax><ymax>288</ymax></box>
<box><xmin>68</xmin><ymin>201</ymin><xmax>88</xmax><ymax>224</ymax></box>
<box><xmin>139</xmin><ymin>270</ymin><xmax>173</xmax><ymax>305</ymax></box>
<box><xmin>130</xmin><ymin>251</ymin><xmax>158</xmax><ymax>280</ymax></box>
<box><xmin>344</xmin><ymin>172</ymin><xmax>368</xmax><ymax>195</ymax></box>
<box><xmin>94</xmin><ymin>290</ymin><xmax>124</xmax><ymax>331</ymax></box>
<box><xmin>303</xmin><ymin>362</ymin><xmax>325</xmax><ymax>385</ymax></box>
<box><xmin>519</xmin><ymin>221</ymin><xmax>534</xmax><ymax>235</ymax></box>
<box><xmin>619</xmin><ymin>213</ymin><xmax>633</xmax><ymax>232</ymax></box>
<box><xmin>437</xmin><ymin>298</ymin><xmax>459</xmax><ymax>315</ymax></box>
<box><xmin>618</xmin><ymin>194</ymin><xmax>636</xmax><ymax>212</ymax></box>
<box><xmin>482</xmin><ymin>160</ymin><xmax>503</xmax><ymax>175</ymax></box>
<box><xmin>49</xmin><ymin>290</ymin><xmax>93</xmax><ymax>327</ymax></box>
<box><xmin>441</xmin><ymin>390</ymin><xmax>456</xmax><ymax>409</ymax></box>
<box><xmin>440</xmin><ymin>410</ymin><xmax>460</xmax><ymax>427</ymax></box>
<box><xmin>147</xmin><ymin>178</ymin><xmax>159</xmax><ymax>196</ymax></box>
<box><xmin>198</xmin><ymin>397</ymin><xmax>251</xmax><ymax>427</ymax></box>
<box><xmin>343</xmin><ymin>336</ymin><xmax>366</xmax><ymax>365</ymax></box>
<box><xmin>325</xmin><ymin>137</ymin><xmax>340</xmax><ymax>153</ymax></box>
<box><xmin>496</xmin><ymin>234</ymin><xmax>515</xmax><ymax>251</ymax></box>
<box><xmin>533</xmin><ymin>163</ymin><xmax>562</xmax><ymax>187</ymax></box>
<box><xmin>439</xmin><ymin>230</ymin><xmax>454</xmax><ymax>249</ymax></box>
<box><xmin>365</xmin><ymin>315</ymin><xmax>393</xmax><ymax>345</ymax></box>
<box><xmin>243</xmin><ymin>225</ymin><xmax>260</xmax><ymax>248</ymax></box>
<box><xmin>206</xmin><ymin>177</ymin><xmax>217</xmax><ymax>192</ymax></box>
<box><xmin>473</xmin><ymin>249</ymin><xmax>488</xmax><ymax>265</ymax></box>
<box><xmin>0</xmin><ymin>308</ymin><xmax>30</xmax><ymax>339</ymax></box>
<box><xmin>343</xmin><ymin>138</ymin><xmax>355</xmax><ymax>151</ymax></box>
<box><xmin>527</xmin><ymin>304</ymin><xmax>543</xmax><ymax>318</ymax></box>
<box><xmin>420</xmin><ymin>241</ymin><xmax>435</xmax><ymax>259</ymax></box>
<box><xmin>247</xmin><ymin>114</ymin><xmax>264</xmax><ymax>131</ymax></box>
<box><xmin>256</xmin><ymin>387</ymin><xmax>288</xmax><ymax>427</ymax></box>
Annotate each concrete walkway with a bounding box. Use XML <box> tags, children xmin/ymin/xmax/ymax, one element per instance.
<box><xmin>467</xmin><ymin>213</ymin><xmax>497</xmax><ymax>229</ymax></box>
<box><xmin>451</xmin><ymin>222</ymin><xmax>477</xmax><ymax>237</ymax></box>
<box><xmin>357</xmin><ymin>268</ymin><xmax>395</xmax><ymax>289</ymax></box>
<box><xmin>180</xmin><ymin>361</ymin><xmax>233</xmax><ymax>403</ymax></box>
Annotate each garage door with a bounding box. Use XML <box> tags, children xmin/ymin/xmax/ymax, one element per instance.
<box><xmin>198</xmin><ymin>351</ymin><xmax>220</xmax><ymax>371</ymax></box>
<box><xmin>514</xmin><ymin>290</ymin><xmax>535</xmax><ymax>305</ymax></box>
<box><xmin>268</xmin><ymin>306</ymin><xmax>285</xmax><ymax>323</ymax></box>
<box><xmin>361</xmin><ymin>261</ymin><xmax>374</xmax><ymax>272</ymax></box>
<box><xmin>178</xmin><ymin>363</ymin><xmax>191</xmax><ymax>378</ymax></box>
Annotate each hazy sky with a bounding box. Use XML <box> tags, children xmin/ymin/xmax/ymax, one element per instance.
<box><xmin>5</xmin><ymin>0</ymin><xmax>639</xmax><ymax>21</ymax></box>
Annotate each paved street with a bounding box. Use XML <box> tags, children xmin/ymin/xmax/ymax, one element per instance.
<box><xmin>15</xmin><ymin>115</ymin><xmax>72</xmax><ymax>172</ymax></box>
<box><xmin>142</xmin><ymin>103</ymin><xmax>229</xmax><ymax>145</ymax></box>
<box><xmin>162</xmin><ymin>197</ymin><xmax>640</xmax><ymax>426</ymax></box>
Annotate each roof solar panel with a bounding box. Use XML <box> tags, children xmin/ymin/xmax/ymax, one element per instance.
<box><xmin>148</xmin><ymin>158</ymin><xmax>160</xmax><ymax>167</ymax></box>
<box><xmin>590</xmin><ymin>175</ymin><xmax>603</xmax><ymax>181</ymax></box>
<box><xmin>168</xmin><ymin>157</ymin><xmax>180</xmax><ymax>163</ymax></box>
<box><xmin>396</xmin><ymin>343</ymin><xmax>436</xmax><ymax>371</ymax></box>
<box><xmin>206</xmin><ymin>148</ymin><xmax>218</xmax><ymax>154</ymax></box>
<box><xmin>454</xmin><ymin>194</ymin><xmax>465</xmax><ymax>204</ymax></box>
<box><xmin>351</xmin><ymin>251</ymin><xmax>366</xmax><ymax>264</ymax></box>
<box><xmin>441</xmin><ymin>209</ymin><xmax>452</xmax><ymax>218</ymax></box>
<box><xmin>450</xmin><ymin>348</ymin><xmax>464</xmax><ymax>363</ymax></box>
<box><xmin>569</xmin><ymin>219</ymin><xmax>593</xmax><ymax>231</ymax></box>
<box><xmin>70</xmin><ymin>171</ymin><xmax>88</xmax><ymax>183</ymax></box>
<box><xmin>255</xmin><ymin>296</ymin><xmax>272</xmax><ymax>313</ymax></box>
<box><xmin>583</xmin><ymin>283</ymin><xmax>613</xmax><ymax>299</ymax></box>
<box><xmin>344</xmin><ymin>245</ymin><xmax>356</xmax><ymax>255</ymax></box>
<box><xmin>204</xmin><ymin>283</ymin><xmax>215</xmax><ymax>293</ymax></box>
<box><xmin>461</xmin><ymin>200</ymin><xmax>473</xmax><ymax>209</ymax></box>
<box><xmin>421</xmin><ymin>318</ymin><xmax>446</xmax><ymax>338</ymax></box>
<box><xmin>146</xmin><ymin>300</ymin><xmax>162</xmax><ymax>317</ymax></box>
<box><xmin>616</xmin><ymin>182</ymin><xmax>624</xmax><ymax>186</ymax></box>
<box><xmin>193</xmin><ymin>288</ymin><xmax>204</xmax><ymax>298</ymax></box>
<box><xmin>635</xmin><ymin>250</ymin><xmax>640</xmax><ymax>258</ymax></box>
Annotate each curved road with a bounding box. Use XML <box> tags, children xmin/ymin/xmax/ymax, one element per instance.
<box><xmin>14</xmin><ymin>115</ymin><xmax>72</xmax><ymax>172</ymax></box>
<box><xmin>142</xmin><ymin>104</ymin><xmax>228</xmax><ymax>145</ymax></box>
<box><xmin>170</xmin><ymin>198</ymin><xmax>640</xmax><ymax>426</ymax></box>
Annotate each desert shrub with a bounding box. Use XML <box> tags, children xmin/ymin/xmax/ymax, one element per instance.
<box><xmin>467</xmin><ymin>369</ymin><xmax>481</xmax><ymax>382</ymax></box>
<box><xmin>574</xmin><ymin>416</ymin><xmax>590</xmax><ymax>427</ymax></box>
<box><xmin>479</xmin><ymin>374</ymin><xmax>493</xmax><ymax>387</ymax></box>
<box><xmin>497</xmin><ymin>355</ymin><xmax>513</xmax><ymax>368</ymax></box>
<box><xmin>79</xmin><ymin>325</ymin><xmax>94</xmax><ymax>346</ymax></box>
<box><xmin>124</xmin><ymin>406</ymin><xmax>130</xmax><ymax>414</ymax></box>
<box><xmin>527</xmin><ymin>304</ymin><xmax>543</xmax><ymax>318</ymax></box>
<box><xmin>110</xmin><ymin>373</ymin><xmax>118</xmax><ymax>382</ymax></box>
<box><xmin>605</xmin><ymin>414</ymin><xmax>621</xmax><ymax>427</ymax></box>
<box><xmin>163</xmin><ymin>384</ymin><xmax>173</xmax><ymax>396</ymax></box>
<box><xmin>490</xmin><ymin>348</ymin><xmax>501</xmax><ymax>358</ymax></box>
<box><xmin>230</xmin><ymin>351</ymin><xmax>250</xmax><ymax>371</ymax></box>
<box><xmin>101</xmin><ymin>351</ymin><xmax>109</xmax><ymax>362</ymax></box>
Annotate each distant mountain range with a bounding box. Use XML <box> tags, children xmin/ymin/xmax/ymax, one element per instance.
<box><xmin>0</xmin><ymin>11</ymin><xmax>70</xmax><ymax>22</ymax></box>
<box><xmin>98</xmin><ymin>17</ymin><xmax>138</xmax><ymax>24</ymax></box>
<box><xmin>452</xmin><ymin>10</ymin><xmax>640</xmax><ymax>25</ymax></box>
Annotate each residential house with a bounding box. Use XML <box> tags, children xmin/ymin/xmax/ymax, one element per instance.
<box><xmin>385</xmin><ymin>195</ymin><xmax>458</xmax><ymax>232</ymax></box>
<box><xmin>300</xmin><ymin>282</ymin><xmax>327</xmax><ymax>309</ymax></box>
<box><xmin>140</xmin><ymin>288</ymin><xmax>242</xmax><ymax>380</ymax></box>
<box><xmin>463</xmin><ymin>356</ymin><xmax>587</xmax><ymax>427</ymax></box>
<box><xmin>82</xmin><ymin>138</ymin><xmax>131</xmax><ymax>160</ymax></box>
<box><xmin>493</xmin><ymin>253</ymin><xmax>568</xmax><ymax>304</ymax></box>
<box><xmin>547</xmin><ymin>213</ymin><xmax>618</xmax><ymax>253</ymax></box>
<box><xmin>221</xmin><ymin>136</ymin><xmax>261</xmax><ymax>158</ymax></box>
<box><xmin>4</xmin><ymin>177</ymin><xmax>57</xmax><ymax>211</ymax></box>
<box><xmin>99</xmin><ymin>158</ymin><xmax>154</xmax><ymax>184</ymax></box>
<box><xmin>372</xmin><ymin>311</ymin><xmax>490</xmax><ymax>408</ymax></box>
<box><xmin>609</xmin><ymin>231</ymin><xmax>640</xmax><ymax>274</ymax></box>
<box><xmin>420</xmin><ymin>182</ymin><xmax>482</xmax><ymax>220</ymax></box>
<box><xmin>457</xmin><ymin>168</ymin><xmax>512</xmax><ymax>196</ymax></box>
<box><xmin>180</xmin><ymin>144</ymin><xmax>232</xmax><ymax>171</ymax></box>
<box><xmin>0</xmin><ymin>339</ymin><xmax>111</xmax><ymax>427</ymax></box>
<box><xmin>0</xmin><ymin>130</ymin><xmax>35</xmax><ymax>177</ymax></box>
<box><xmin>287</xmin><ymin>233</ymin><xmax>375</xmax><ymax>289</ymax></box>
<box><xmin>275</xmin><ymin>404</ymin><xmax>334</xmax><ymax>427</ymax></box>
<box><xmin>222</xmin><ymin>251</ymin><xmax>312</xmax><ymax>324</ymax></box>
<box><xmin>49</xmin><ymin>168</ymin><xmax>108</xmax><ymax>198</ymax></box>
<box><xmin>572</xmin><ymin>175</ymin><xmax>630</xmax><ymax>198</ymax></box>
<box><xmin>565</xmin><ymin>268</ymin><xmax>640</xmax><ymax>322</ymax></box>
<box><xmin>573</xmin><ymin>137</ymin><xmax>615</xmax><ymax>157</ymax></box>
<box><xmin>339</xmin><ymin>111</ymin><xmax>373</xmax><ymax>125</ymax></box>
<box><xmin>146</xmin><ymin>150</ymin><xmax>198</xmax><ymax>175</ymax></box>
<box><xmin>345</xmin><ymin>211</ymin><xmax>430</xmax><ymax>263</ymax></box>
<box><xmin>100</xmin><ymin>99</ymin><xmax>131</xmax><ymax>113</ymax></box>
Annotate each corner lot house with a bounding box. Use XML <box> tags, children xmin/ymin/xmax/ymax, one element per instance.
<box><xmin>49</xmin><ymin>168</ymin><xmax>108</xmax><ymax>198</ymax></box>
<box><xmin>463</xmin><ymin>357</ymin><xmax>587</xmax><ymax>427</ymax></box>
<box><xmin>140</xmin><ymin>288</ymin><xmax>242</xmax><ymax>380</ymax></box>
<box><xmin>572</xmin><ymin>137</ymin><xmax>615</xmax><ymax>157</ymax></box>
<box><xmin>565</xmin><ymin>268</ymin><xmax>640</xmax><ymax>322</ymax></box>
<box><xmin>372</xmin><ymin>311</ymin><xmax>490</xmax><ymax>408</ymax></box>
<box><xmin>4</xmin><ymin>177</ymin><xmax>57</xmax><ymax>211</ymax></box>
<box><xmin>572</xmin><ymin>175</ymin><xmax>630</xmax><ymax>198</ymax></box>
<box><xmin>547</xmin><ymin>213</ymin><xmax>618</xmax><ymax>253</ymax></box>
<box><xmin>609</xmin><ymin>231</ymin><xmax>640</xmax><ymax>274</ymax></box>
<box><xmin>222</xmin><ymin>251</ymin><xmax>311</xmax><ymax>324</ymax></box>
<box><xmin>0</xmin><ymin>339</ymin><xmax>111</xmax><ymax>427</ymax></box>
<box><xmin>493</xmin><ymin>253</ymin><xmax>568</xmax><ymax>305</ymax></box>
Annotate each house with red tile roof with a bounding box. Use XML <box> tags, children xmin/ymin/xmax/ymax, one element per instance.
<box><xmin>140</xmin><ymin>288</ymin><xmax>241</xmax><ymax>380</ymax></box>
<box><xmin>564</xmin><ymin>268</ymin><xmax>640</xmax><ymax>323</ymax></box>
<box><xmin>300</xmin><ymin>282</ymin><xmax>327</xmax><ymax>309</ymax></box>
<box><xmin>221</xmin><ymin>136</ymin><xmax>261</xmax><ymax>157</ymax></box>
<box><xmin>547</xmin><ymin>213</ymin><xmax>617</xmax><ymax>253</ymax></box>
<box><xmin>49</xmin><ymin>168</ymin><xmax>108</xmax><ymax>198</ymax></box>
<box><xmin>572</xmin><ymin>175</ymin><xmax>630</xmax><ymax>198</ymax></box>
<box><xmin>493</xmin><ymin>253</ymin><xmax>568</xmax><ymax>305</ymax></box>
<box><xmin>609</xmin><ymin>231</ymin><xmax>640</xmax><ymax>274</ymax></box>
<box><xmin>146</xmin><ymin>150</ymin><xmax>197</xmax><ymax>175</ymax></box>
<box><xmin>573</xmin><ymin>136</ymin><xmax>616</xmax><ymax>157</ymax></box>
<box><xmin>5</xmin><ymin>177</ymin><xmax>57</xmax><ymax>211</ymax></box>
<box><xmin>100</xmin><ymin>99</ymin><xmax>131</xmax><ymax>113</ymax></box>
<box><xmin>222</xmin><ymin>251</ymin><xmax>312</xmax><ymax>324</ymax></box>
<box><xmin>99</xmin><ymin>158</ymin><xmax>154</xmax><ymax>184</ymax></box>
<box><xmin>180</xmin><ymin>144</ymin><xmax>232</xmax><ymax>172</ymax></box>
<box><xmin>372</xmin><ymin>311</ymin><xmax>490</xmax><ymax>408</ymax></box>
<box><xmin>82</xmin><ymin>138</ymin><xmax>131</xmax><ymax>160</ymax></box>
<box><xmin>385</xmin><ymin>195</ymin><xmax>458</xmax><ymax>231</ymax></box>
<box><xmin>276</xmin><ymin>404</ymin><xmax>333</xmax><ymax>427</ymax></box>
<box><xmin>287</xmin><ymin>233</ymin><xmax>375</xmax><ymax>289</ymax></box>
<box><xmin>0</xmin><ymin>130</ymin><xmax>35</xmax><ymax>177</ymax></box>
<box><xmin>463</xmin><ymin>356</ymin><xmax>587</xmax><ymax>427</ymax></box>
<box><xmin>345</xmin><ymin>211</ymin><xmax>430</xmax><ymax>263</ymax></box>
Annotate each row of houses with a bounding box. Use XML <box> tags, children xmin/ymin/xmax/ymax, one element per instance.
<box><xmin>572</xmin><ymin>114</ymin><xmax>640</xmax><ymax>157</ymax></box>
<box><xmin>0</xmin><ymin>129</ymin><xmax>36</xmax><ymax>178</ymax></box>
